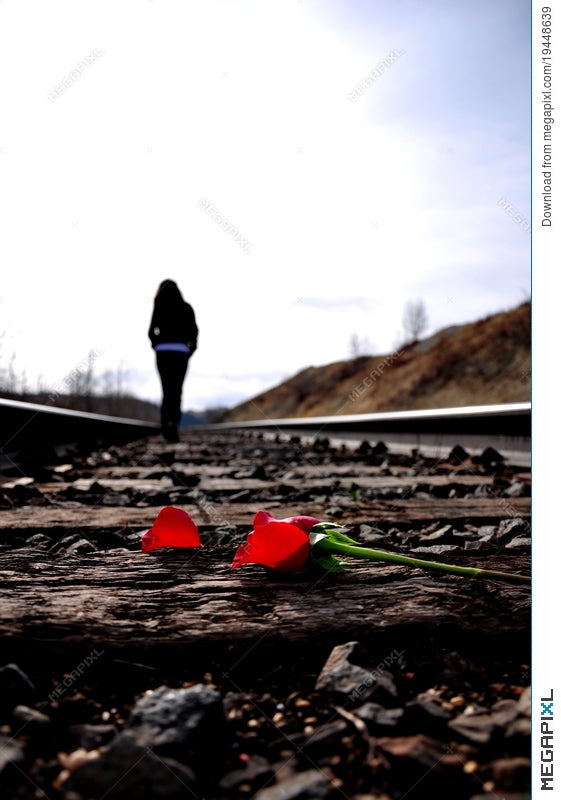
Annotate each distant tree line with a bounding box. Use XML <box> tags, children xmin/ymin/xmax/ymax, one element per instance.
<box><xmin>0</xmin><ymin>342</ymin><xmax>224</xmax><ymax>423</ymax></box>
<box><xmin>0</xmin><ymin>343</ymin><xmax>159</xmax><ymax>421</ymax></box>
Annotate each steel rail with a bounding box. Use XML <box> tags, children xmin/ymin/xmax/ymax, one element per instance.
<box><xmin>1</xmin><ymin>399</ymin><xmax>531</xmax><ymax>466</ymax></box>
<box><xmin>203</xmin><ymin>402</ymin><xmax>531</xmax><ymax>463</ymax></box>
<box><xmin>0</xmin><ymin>397</ymin><xmax>159</xmax><ymax>456</ymax></box>
<box><xmin>204</xmin><ymin>402</ymin><xmax>530</xmax><ymax>435</ymax></box>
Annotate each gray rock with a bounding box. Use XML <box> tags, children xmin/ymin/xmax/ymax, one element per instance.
<box><xmin>50</xmin><ymin>533</ymin><xmax>81</xmax><ymax>552</ymax></box>
<box><xmin>0</xmin><ymin>734</ymin><xmax>25</xmax><ymax>775</ymax></box>
<box><xmin>219</xmin><ymin>755</ymin><xmax>274</xmax><ymax>791</ymax></box>
<box><xmin>451</xmin><ymin>530</ymin><xmax>478</xmax><ymax>541</ymax></box>
<box><xmin>431</xmin><ymin>483</ymin><xmax>465</xmax><ymax>499</ymax></box>
<box><xmin>496</xmin><ymin>518</ymin><xmax>530</xmax><ymax>543</ymax></box>
<box><xmin>371</xmin><ymin>441</ymin><xmax>388</xmax><ymax>455</ymax></box>
<box><xmin>448</xmin><ymin>710</ymin><xmax>496</xmax><ymax>743</ymax></box>
<box><xmin>411</xmin><ymin>482</ymin><xmax>431</xmax><ymax>497</ymax></box>
<box><xmin>315</xmin><ymin>642</ymin><xmax>396</xmax><ymax>704</ymax></box>
<box><xmin>448</xmin><ymin>698</ymin><xmax>520</xmax><ymax>745</ymax></box>
<box><xmin>0</xmin><ymin>663</ymin><xmax>35</xmax><ymax>715</ymax></box>
<box><xmin>65</xmin><ymin>731</ymin><xmax>197</xmax><ymax>798</ymax></box>
<box><xmin>448</xmin><ymin>444</ymin><xmax>469</xmax><ymax>463</ymax></box>
<box><xmin>358</xmin><ymin>524</ymin><xmax>390</xmax><ymax>545</ymax></box>
<box><xmin>504</xmin><ymin>480</ymin><xmax>528</xmax><ymax>498</ymax></box>
<box><xmin>98</xmin><ymin>488</ymin><xmax>130</xmax><ymax>506</ymax></box>
<box><xmin>0</xmin><ymin>663</ymin><xmax>35</xmax><ymax>691</ymax></box>
<box><xmin>359</xmin><ymin>532</ymin><xmax>391</xmax><ymax>546</ymax></box>
<box><xmin>481</xmin><ymin>757</ymin><xmax>531</xmax><ymax>792</ymax></box>
<box><xmin>506</xmin><ymin>717</ymin><xmax>531</xmax><ymax>738</ymax></box>
<box><xmin>417</xmin><ymin>525</ymin><xmax>453</xmax><ymax>544</ymax></box>
<box><xmin>170</xmin><ymin>472</ymin><xmax>201</xmax><ymax>487</ymax></box>
<box><xmin>490</xmin><ymin>699</ymin><xmax>520</xmax><ymax>726</ymax></box>
<box><xmin>325</xmin><ymin>506</ymin><xmax>344</xmax><ymax>517</ymax></box>
<box><xmin>411</xmin><ymin>544</ymin><xmax>462</xmax><ymax>555</ymax></box>
<box><xmin>376</xmin><ymin>733</ymin><xmax>472</xmax><ymax>771</ymax></box>
<box><xmin>355</xmin><ymin>702</ymin><xmax>404</xmax><ymax>730</ymax></box>
<box><xmin>357</xmin><ymin>440</ymin><xmax>373</xmax><ymax>454</ymax></box>
<box><xmin>479</xmin><ymin>446</ymin><xmax>505</xmax><ymax>464</ymax></box>
<box><xmin>404</xmin><ymin>692</ymin><xmax>452</xmax><ymax>733</ymax></box>
<box><xmin>127</xmin><ymin>683</ymin><xmax>225</xmax><ymax>763</ymax></box>
<box><xmin>5</xmin><ymin>484</ymin><xmax>42</xmax><ymax>502</ymax></box>
<box><xmin>64</xmin><ymin>538</ymin><xmax>97</xmax><ymax>555</ymax></box>
<box><xmin>230</xmin><ymin>489</ymin><xmax>253</xmax><ymax>503</ymax></box>
<box><xmin>254</xmin><ymin>768</ymin><xmax>333</xmax><ymax>800</ymax></box>
<box><xmin>422</xmin><ymin>521</ymin><xmax>445</xmax><ymax>533</ymax></box>
<box><xmin>464</xmin><ymin>540</ymin><xmax>496</xmax><ymax>552</ymax></box>
<box><xmin>505</xmin><ymin>537</ymin><xmax>531</xmax><ymax>550</ymax></box>
<box><xmin>67</xmin><ymin>723</ymin><xmax>118</xmax><ymax>750</ymax></box>
<box><xmin>478</xmin><ymin>525</ymin><xmax>498</xmax><ymax>538</ymax></box>
<box><xmin>12</xmin><ymin>704</ymin><xmax>51</xmax><ymax>733</ymax></box>
<box><xmin>301</xmin><ymin>719</ymin><xmax>348</xmax><ymax>756</ymax></box>
<box><xmin>398</xmin><ymin>530</ymin><xmax>420</xmax><ymax>545</ymax></box>
<box><xmin>25</xmin><ymin>533</ymin><xmax>51</xmax><ymax>548</ymax></box>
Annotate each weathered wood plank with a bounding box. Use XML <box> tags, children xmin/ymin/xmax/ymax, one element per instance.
<box><xmin>0</xmin><ymin>497</ymin><xmax>531</xmax><ymax>529</ymax></box>
<box><xmin>0</xmin><ymin>548</ymin><xmax>530</xmax><ymax>656</ymax></box>
<box><xmin>25</xmin><ymin>473</ymin><xmax>512</xmax><ymax>495</ymax></box>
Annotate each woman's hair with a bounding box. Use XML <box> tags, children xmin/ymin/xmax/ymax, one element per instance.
<box><xmin>155</xmin><ymin>279</ymin><xmax>184</xmax><ymax>305</ymax></box>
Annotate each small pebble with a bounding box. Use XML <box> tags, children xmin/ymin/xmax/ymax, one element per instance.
<box><xmin>450</xmin><ymin>695</ymin><xmax>465</xmax><ymax>707</ymax></box>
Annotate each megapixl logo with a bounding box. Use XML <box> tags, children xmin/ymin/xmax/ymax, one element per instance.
<box><xmin>540</xmin><ymin>690</ymin><xmax>553</xmax><ymax>790</ymax></box>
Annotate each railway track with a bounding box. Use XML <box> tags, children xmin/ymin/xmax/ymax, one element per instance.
<box><xmin>0</xmin><ymin>402</ymin><xmax>531</xmax><ymax>799</ymax></box>
<box><xmin>0</xmin><ymin>397</ymin><xmax>159</xmax><ymax>466</ymax></box>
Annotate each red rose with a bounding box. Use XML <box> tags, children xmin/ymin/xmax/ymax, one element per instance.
<box><xmin>232</xmin><ymin>511</ymin><xmax>320</xmax><ymax>573</ymax></box>
<box><xmin>141</xmin><ymin>506</ymin><xmax>201</xmax><ymax>553</ymax></box>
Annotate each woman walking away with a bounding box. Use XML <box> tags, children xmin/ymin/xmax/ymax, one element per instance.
<box><xmin>149</xmin><ymin>279</ymin><xmax>198</xmax><ymax>443</ymax></box>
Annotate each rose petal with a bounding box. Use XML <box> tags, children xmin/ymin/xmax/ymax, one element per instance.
<box><xmin>280</xmin><ymin>514</ymin><xmax>321</xmax><ymax>532</ymax></box>
<box><xmin>253</xmin><ymin>511</ymin><xmax>276</xmax><ymax>528</ymax></box>
<box><xmin>253</xmin><ymin>511</ymin><xmax>320</xmax><ymax>533</ymax></box>
<box><xmin>232</xmin><ymin>520</ymin><xmax>311</xmax><ymax>573</ymax></box>
<box><xmin>141</xmin><ymin>506</ymin><xmax>201</xmax><ymax>552</ymax></box>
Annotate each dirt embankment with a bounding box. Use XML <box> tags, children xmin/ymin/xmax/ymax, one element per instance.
<box><xmin>222</xmin><ymin>303</ymin><xmax>530</xmax><ymax>421</ymax></box>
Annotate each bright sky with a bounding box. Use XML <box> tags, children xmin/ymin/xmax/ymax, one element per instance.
<box><xmin>0</xmin><ymin>0</ymin><xmax>530</xmax><ymax>412</ymax></box>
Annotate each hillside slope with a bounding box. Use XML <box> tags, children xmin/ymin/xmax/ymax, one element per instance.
<box><xmin>221</xmin><ymin>303</ymin><xmax>531</xmax><ymax>421</ymax></box>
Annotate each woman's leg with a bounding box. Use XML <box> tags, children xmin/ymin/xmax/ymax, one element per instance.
<box><xmin>156</xmin><ymin>352</ymin><xmax>189</xmax><ymax>437</ymax></box>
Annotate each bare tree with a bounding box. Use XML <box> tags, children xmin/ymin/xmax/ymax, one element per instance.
<box><xmin>20</xmin><ymin>368</ymin><xmax>28</xmax><ymax>395</ymax></box>
<box><xmin>7</xmin><ymin>353</ymin><xmax>17</xmax><ymax>393</ymax></box>
<box><xmin>402</xmin><ymin>299</ymin><xmax>429</xmax><ymax>344</ymax></box>
<box><xmin>62</xmin><ymin>349</ymin><xmax>101</xmax><ymax>408</ymax></box>
<box><xmin>82</xmin><ymin>349</ymin><xmax>98</xmax><ymax>411</ymax></box>
<box><xmin>348</xmin><ymin>334</ymin><xmax>375</xmax><ymax>358</ymax></box>
<box><xmin>0</xmin><ymin>332</ymin><xmax>5</xmax><ymax>391</ymax></box>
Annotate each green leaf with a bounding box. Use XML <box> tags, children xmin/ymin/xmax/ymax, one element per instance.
<box><xmin>310</xmin><ymin>522</ymin><xmax>348</xmax><ymax>534</ymax></box>
<box><xmin>308</xmin><ymin>530</ymin><xmax>328</xmax><ymax>546</ymax></box>
<box><xmin>310</xmin><ymin>552</ymin><xmax>347</xmax><ymax>572</ymax></box>
<box><xmin>309</xmin><ymin>523</ymin><xmax>358</xmax><ymax>547</ymax></box>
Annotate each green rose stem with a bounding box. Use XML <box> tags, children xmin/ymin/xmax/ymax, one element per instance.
<box><xmin>312</xmin><ymin>538</ymin><xmax>530</xmax><ymax>585</ymax></box>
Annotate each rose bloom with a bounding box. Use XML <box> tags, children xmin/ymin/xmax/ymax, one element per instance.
<box><xmin>232</xmin><ymin>511</ymin><xmax>320</xmax><ymax>573</ymax></box>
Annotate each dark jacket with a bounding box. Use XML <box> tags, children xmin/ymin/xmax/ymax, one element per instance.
<box><xmin>148</xmin><ymin>301</ymin><xmax>198</xmax><ymax>351</ymax></box>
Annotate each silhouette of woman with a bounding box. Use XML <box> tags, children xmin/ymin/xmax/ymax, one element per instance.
<box><xmin>148</xmin><ymin>280</ymin><xmax>198</xmax><ymax>442</ymax></box>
